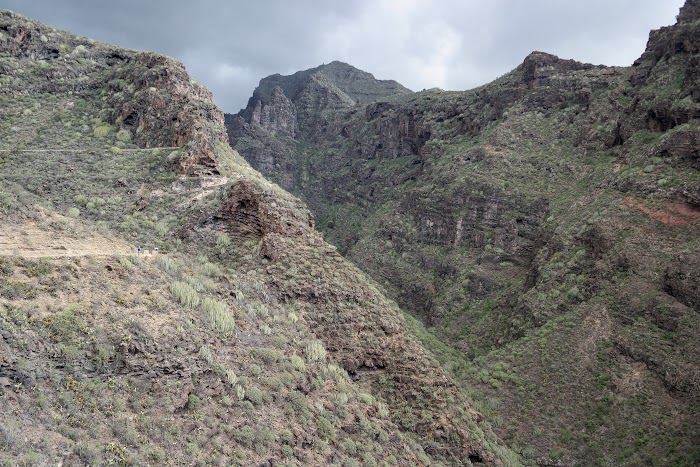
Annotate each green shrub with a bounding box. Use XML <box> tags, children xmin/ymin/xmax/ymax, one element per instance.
<box><xmin>559</xmin><ymin>430</ymin><xmax>572</xmax><ymax>444</ymax></box>
<box><xmin>67</xmin><ymin>207</ymin><xmax>80</xmax><ymax>218</ymax></box>
<box><xmin>118</xmin><ymin>256</ymin><xmax>133</xmax><ymax>270</ymax></box>
<box><xmin>170</xmin><ymin>281</ymin><xmax>200</xmax><ymax>308</ymax></box>
<box><xmin>255</xmin><ymin>428</ymin><xmax>277</xmax><ymax>454</ymax></box>
<box><xmin>186</xmin><ymin>394</ymin><xmax>201</xmax><ymax>412</ymax></box>
<box><xmin>325</xmin><ymin>363</ymin><xmax>347</xmax><ymax>385</ymax></box>
<box><xmin>199</xmin><ymin>344</ymin><xmax>214</xmax><ymax>365</ymax></box>
<box><xmin>253</xmin><ymin>347</ymin><xmax>283</xmax><ymax>365</ymax></box>
<box><xmin>0</xmin><ymin>192</ymin><xmax>16</xmax><ymax>213</ymax></box>
<box><xmin>305</xmin><ymin>340</ymin><xmax>327</xmax><ymax>363</ymax></box>
<box><xmin>335</xmin><ymin>392</ymin><xmax>349</xmax><ymax>406</ymax></box>
<box><xmin>234</xmin><ymin>426</ymin><xmax>255</xmax><ymax>447</ymax></box>
<box><xmin>27</xmin><ymin>257</ymin><xmax>52</xmax><ymax>276</ymax></box>
<box><xmin>281</xmin><ymin>445</ymin><xmax>294</xmax><ymax>458</ymax></box>
<box><xmin>155</xmin><ymin>255</ymin><xmax>179</xmax><ymax>275</ymax></box>
<box><xmin>340</xmin><ymin>437</ymin><xmax>357</xmax><ymax>455</ymax></box>
<box><xmin>201</xmin><ymin>297</ymin><xmax>234</xmax><ymax>336</ymax></box>
<box><xmin>155</xmin><ymin>221</ymin><xmax>168</xmax><ymax>237</ymax></box>
<box><xmin>201</xmin><ymin>261</ymin><xmax>222</xmax><ymax>278</ymax></box>
<box><xmin>74</xmin><ymin>194</ymin><xmax>88</xmax><ymax>206</ymax></box>
<box><xmin>75</xmin><ymin>441</ymin><xmax>103</xmax><ymax>465</ymax></box>
<box><xmin>290</xmin><ymin>354</ymin><xmax>306</xmax><ymax>372</ymax></box>
<box><xmin>47</xmin><ymin>303</ymin><xmax>87</xmax><ymax>340</ymax></box>
<box><xmin>94</xmin><ymin>125</ymin><xmax>111</xmax><ymax>138</ymax></box>
<box><xmin>317</xmin><ymin>416</ymin><xmax>335</xmax><ymax>442</ymax></box>
<box><xmin>376</xmin><ymin>401</ymin><xmax>389</xmax><ymax>418</ymax></box>
<box><xmin>225</xmin><ymin>368</ymin><xmax>238</xmax><ymax>386</ymax></box>
<box><xmin>357</xmin><ymin>393</ymin><xmax>373</xmax><ymax>405</ymax></box>
<box><xmin>287</xmin><ymin>391</ymin><xmax>309</xmax><ymax>416</ymax></box>
<box><xmin>146</xmin><ymin>445</ymin><xmax>166</xmax><ymax>463</ymax></box>
<box><xmin>215</xmin><ymin>234</ymin><xmax>231</xmax><ymax>256</ymax></box>
<box><xmin>186</xmin><ymin>275</ymin><xmax>215</xmax><ymax>292</ymax></box>
<box><xmin>248</xmin><ymin>364</ymin><xmax>262</xmax><ymax>376</ymax></box>
<box><xmin>116</xmin><ymin>129</ymin><xmax>131</xmax><ymax>143</ymax></box>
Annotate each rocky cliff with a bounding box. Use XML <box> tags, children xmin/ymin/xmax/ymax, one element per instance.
<box><xmin>225</xmin><ymin>61</ymin><xmax>412</xmax><ymax>188</ymax></box>
<box><xmin>227</xmin><ymin>1</ymin><xmax>700</xmax><ymax>465</ymax></box>
<box><xmin>0</xmin><ymin>11</ymin><xmax>226</xmax><ymax>175</ymax></box>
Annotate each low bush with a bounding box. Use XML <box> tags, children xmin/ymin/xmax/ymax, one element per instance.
<box><xmin>155</xmin><ymin>255</ymin><xmax>179</xmax><ymax>275</ymax></box>
<box><xmin>201</xmin><ymin>297</ymin><xmax>235</xmax><ymax>336</ymax></box>
<box><xmin>170</xmin><ymin>281</ymin><xmax>199</xmax><ymax>308</ymax></box>
<box><xmin>305</xmin><ymin>340</ymin><xmax>327</xmax><ymax>363</ymax></box>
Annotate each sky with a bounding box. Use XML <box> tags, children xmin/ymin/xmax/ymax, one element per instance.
<box><xmin>3</xmin><ymin>0</ymin><xmax>685</xmax><ymax>113</ymax></box>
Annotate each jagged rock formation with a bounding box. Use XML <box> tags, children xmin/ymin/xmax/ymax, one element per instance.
<box><xmin>0</xmin><ymin>10</ymin><xmax>225</xmax><ymax>175</ymax></box>
<box><xmin>228</xmin><ymin>1</ymin><xmax>700</xmax><ymax>465</ymax></box>
<box><xmin>0</xmin><ymin>10</ymin><xmax>516</xmax><ymax>466</ymax></box>
<box><xmin>225</xmin><ymin>61</ymin><xmax>411</xmax><ymax>188</ymax></box>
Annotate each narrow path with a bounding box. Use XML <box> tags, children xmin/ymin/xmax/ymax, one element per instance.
<box><xmin>0</xmin><ymin>222</ymin><xmax>148</xmax><ymax>258</ymax></box>
<box><xmin>0</xmin><ymin>147</ymin><xmax>179</xmax><ymax>153</ymax></box>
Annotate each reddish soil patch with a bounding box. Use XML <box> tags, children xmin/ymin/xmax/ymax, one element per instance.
<box><xmin>622</xmin><ymin>197</ymin><xmax>700</xmax><ymax>226</ymax></box>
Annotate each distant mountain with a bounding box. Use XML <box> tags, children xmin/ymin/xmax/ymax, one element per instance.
<box><xmin>227</xmin><ymin>1</ymin><xmax>700</xmax><ymax>465</ymax></box>
<box><xmin>242</xmin><ymin>60</ymin><xmax>411</xmax><ymax>110</ymax></box>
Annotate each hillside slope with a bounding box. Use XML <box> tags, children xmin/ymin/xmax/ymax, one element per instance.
<box><xmin>0</xmin><ymin>10</ymin><xmax>515</xmax><ymax>466</ymax></box>
<box><xmin>227</xmin><ymin>1</ymin><xmax>700</xmax><ymax>465</ymax></box>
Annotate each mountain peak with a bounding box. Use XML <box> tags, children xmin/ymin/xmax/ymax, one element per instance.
<box><xmin>520</xmin><ymin>51</ymin><xmax>596</xmax><ymax>84</ymax></box>
<box><xmin>241</xmin><ymin>61</ymin><xmax>411</xmax><ymax>113</ymax></box>
<box><xmin>678</xmin><ymin>0</ymin><xmax>700</xmax><ymax>24</ymax></box>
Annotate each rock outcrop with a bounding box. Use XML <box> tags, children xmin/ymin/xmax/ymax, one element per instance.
<box><xmin>0</xmin><ymin>10</ymin><xmax>227</xmax><ymax>175</ymax></box>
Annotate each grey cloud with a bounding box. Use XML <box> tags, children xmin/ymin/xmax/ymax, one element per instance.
<box><xmin>4</xmin><ymin>0</ymin><xmax>685</xmax><ymax>112</ymax></box>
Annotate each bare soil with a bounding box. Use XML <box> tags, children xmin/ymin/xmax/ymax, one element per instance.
<box><xmin>0</xmin><ymin>221</ymin><xmax>143</xmax><ymax>258</ymax></box>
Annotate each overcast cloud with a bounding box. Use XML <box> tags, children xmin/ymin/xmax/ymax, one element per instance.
<box><xmin>4</xmin><ymin>0</ymin><xmax>685</xmax><ymax>112</ymax></box>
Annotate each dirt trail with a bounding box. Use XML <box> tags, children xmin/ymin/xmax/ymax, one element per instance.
<box><xmin>0</xmin><ymin>221</ymin><xmax>148</xmax><ymax>258</ymax></box>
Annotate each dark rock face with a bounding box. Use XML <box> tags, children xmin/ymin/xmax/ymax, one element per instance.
<box><xmin>106</xmin><ymin>53</ymin><xmax>228</xmax><ymax>175</ymax></box>
<box><xmin>627</xmin><ymin>0</ymin><xmax>700</xmax><ymax>138</ymax></box>
<box><xmin>247</xmin><ymin>86</ymin><xmax>297</xmax><ymax>137</ymax></box>
<box><xmin>242</xmin><ymin>60</ymin><xmax>411</xmax><ymax>110</ymax></box>
<box><xmin>227</xmin><ymin>61</ymin><xmax>414</xmax><ymax>191</ymax></box>
<box><xmin>664</xmin><ymin>253</ymin><xmax>700</xmax><ymax>309</ymax></box>
<box><xmin>678</xmin><ymin>0</ymin><xmax>700</xmax><ymax>23</ymax></box>
<box><xmin>521</xmin><ymin>51</ymin><xmax>596</xmax><ymax>86</ymax></box>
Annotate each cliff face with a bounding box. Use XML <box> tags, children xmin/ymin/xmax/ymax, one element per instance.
<box><xmin>0</xmin><ymin>10</ymin><xmax>227</xmax><ymax>175</ymax></box>
<box><xmin>225</xmin><ymin>61</ymin><xmax>412</xmax><ymax>189</ymax></box>
<box><xmin>0</xmin><ymin>10</ymin><xmax>515</xmax><ymax>466</ymax></box>
<box><xmin>228</xmin><ymin>2</ymin><xmax>700</xmax><ymax>465</ymax></box>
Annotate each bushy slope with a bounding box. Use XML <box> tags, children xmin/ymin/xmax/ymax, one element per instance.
<box><xmin>0</xmin><ymin>10</ymin><xmax>516</xmax><ymax>466</ymax></box>
<box><xmin>227</xmin><ymin>2</ymin><xmax>700</xmax><ymax>465</ymax></box>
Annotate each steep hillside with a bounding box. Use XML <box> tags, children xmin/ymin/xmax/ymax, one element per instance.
<box><xmin>0</xmin><ymin>10</ymin><xmax>516</xmax><ymax>466</ymax></box>
<box><xmin>227</xmin><ymin>1</ymin><xmax>700</xmax><ymax>465</ymax></box>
